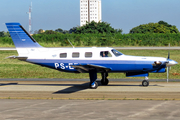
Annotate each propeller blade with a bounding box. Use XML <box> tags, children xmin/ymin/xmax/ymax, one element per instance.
<box><xmin>168</xmin><ymin>51</ymin><xmax>170</xmax><ymax>60</ymax></box>
<box><xmin>167</xmin><ymin>66</ymin><xmax>169</xmax><ymax>83</ymax></box>
<box><xmin>167</xmin><ymin>46</ymin><xmax>170</xmax><ymax>83</ymax></box>
<box><xmin>168</xmin><ymin>43</ymin><xmax>170</xmax><ymax>60</ymax></box>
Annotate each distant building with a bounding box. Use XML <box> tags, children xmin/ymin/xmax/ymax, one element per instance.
<box><xmin>80</xmin><ymin>0</ymin><xmax>102</xmax><ymax>26</ymax></box>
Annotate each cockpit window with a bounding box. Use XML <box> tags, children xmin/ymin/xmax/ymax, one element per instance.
<box><xmin>111</xmin><ymin>49</ymin><xmax>123</xmax><ymax>57</ymax></box>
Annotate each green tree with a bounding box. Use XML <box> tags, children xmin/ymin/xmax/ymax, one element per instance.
<box><xmin>75</xmin><ymin>21</ymin><xmax>122</xmax><ymax>34</ymax></box>
<box><xmin>130</xmin><ymin>21</ymin><xmax>179</xmax><ymax>34</ymax></box>
<box><xmin>158</xmin><ymin>21</ymin><xmax>172</xmax><ymax>27</ymax></box>
<box><xmin>55</xmin><ymin>28</ymin><xmax>63</xmax><ymax>33</ymax></box>
<box><xmin>69</xmin><ymin>27</ymin><xmax>77</xmax><ymax>33</ymax></box>
<box><xmin>0</xmin><ymin>31</ymin><xmax>10</xmax><ymax>37</ymax></box>
<box><xmin>0</xmin><ymin>31</ymin><xmax>4</xmax><ymax>37</ymax></box>
<box><xmin>44</xmin><ymin>30</ymin><xmax>57</xmax><ymax>34</ymax></box>
<box><xmin>3</xmin><ymin>31</ymin><xmax>10</xmax><ymax>37</ymax></box>
<box><xmin>38</xmin><ymin>29</ymin><xmax>45</xmax><ymax>34</ymax></box>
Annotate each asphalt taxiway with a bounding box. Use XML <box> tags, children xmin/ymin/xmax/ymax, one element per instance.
<box><xmin>0</xmin><ymin>99</ymin><xmax>180</xmax><ymax>120</ymax></box>
<box><xmin>0</xmin><ymin>79</ymin><xmax>180</xmax><ymax>100</ymax></box>
<box><xmin>0</xmin><ymin>79</ymin><xmax>180</xmax><ymax>120</ymax></box>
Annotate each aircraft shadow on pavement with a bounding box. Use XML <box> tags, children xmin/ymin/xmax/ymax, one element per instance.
<box><xmin>53</xmin><ymin>82</ymin><xmax>90</xmax><ymax>94</ymax></box>
<box><xmin>0</xmin><ymin>82</ymin><xmax>90</xmax><ymax>94</ymax></box>
<box><xmin>53</xmin><ymin>81</ymin><xmax>164</xmax><ymax>94</ymax></box>
<box><xmin>0</xmin><ymin>83</ymin><xmax>18</xmax><ymax>86</ymax></box>
<box><xmin>0</xmin><ymin>81</ymin><xmax>164</xmax><ymax>94</ymax></box>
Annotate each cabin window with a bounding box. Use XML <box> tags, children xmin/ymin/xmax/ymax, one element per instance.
<box><xmin>85</xmin><ymin>52</ymin><xmax>92</xmax><ymax>58</ymax></box>
<box><xmin>72</xmin><ymin>52</ymin><xmax>79</xmax><ymax>58</ymax></box>
<box><xmin>100</xmin><ymin>51</ymin><xmax>112</xmax><ymax>57</ymax></box>
<box><xmin>60</xmin><ymin>53</ymin><xmax>67</xmax><ymax>58</ymax></box>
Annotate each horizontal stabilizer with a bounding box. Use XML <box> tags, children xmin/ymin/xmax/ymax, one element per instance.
<box><xmin>6</xmin><ymin>55</ymin><xmax>27</xmax><ymax>61</ymax></box>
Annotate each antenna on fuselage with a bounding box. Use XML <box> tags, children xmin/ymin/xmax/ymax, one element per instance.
<box><xmin>67</xmin><ymin>39</ymin><xmax>75</xmax><ymax>48</ymax></box>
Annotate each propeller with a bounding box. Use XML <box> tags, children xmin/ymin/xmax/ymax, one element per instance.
<box><xmin>167</xmin><ymin>58</ymin><xmax>169</xmax><ymax>83</ymax></box>
<box><xmin>166</xmin><ymin>43</ymin><xmax>170</xmax><ymax>83</ymax></box>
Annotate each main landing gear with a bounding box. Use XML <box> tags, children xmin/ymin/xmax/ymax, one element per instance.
<box><xmin>89</xmin><ymin>69</ymin><xmax>98</xmax><ymax>89</ymax></box>
<box><xmin>90</xmin><ymin>81</ymin><xmax>98</xmax><ymax>89</ymax></box>
<box><xmin>89</xmin><ymin>70</ymin><xmax>109</xmax><ymax>89</ymax></box>
<box><xmin>142</xmin><ymin>77</ymin><xmax>149</xmax><ymax>87</ymax></box>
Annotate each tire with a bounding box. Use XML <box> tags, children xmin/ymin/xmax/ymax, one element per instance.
<box><xmin>101</xmin><ymin>78</ymin><xmax>109</xmax><ymax>85</ymax></box>
<box><xmin>90</xmin><ymin>81</ymin><xmax>98</xmax><ymax>89</ymax></box>
<box><xmin>142</xmin><ymin>80</ymin><xmax>149</xmax><ymax>87</ymax></box>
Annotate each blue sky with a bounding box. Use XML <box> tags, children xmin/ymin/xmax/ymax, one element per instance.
<box><xmin>0</xmin><ymin>0</ymin><xmax>180</xmax><ymax>33</ymax></box>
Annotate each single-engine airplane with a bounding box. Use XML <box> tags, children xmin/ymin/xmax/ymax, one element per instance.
<box><xmin>5</xmin><ymin>23</ymin><xmax>178</xmax><ymax>89</ymax></box>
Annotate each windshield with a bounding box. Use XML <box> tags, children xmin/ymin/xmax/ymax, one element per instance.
<box><xmin>111</xmin><ymin>49</ymin><xmax>123</xmax><ymax>57</ymax></box>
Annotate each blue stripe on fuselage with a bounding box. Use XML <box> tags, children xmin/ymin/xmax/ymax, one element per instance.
<box><xmin>26</xmin><ymin>59</ymin><xmax>158</xmax><ymax>73</ymax></box>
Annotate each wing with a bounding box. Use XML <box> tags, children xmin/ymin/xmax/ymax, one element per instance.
<box><xmin>71</xmin><ymin>64</ymin><xmax>111</xmax><ymax>73</ymax></box>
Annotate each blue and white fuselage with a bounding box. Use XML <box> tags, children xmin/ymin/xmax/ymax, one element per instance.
<box><xmin>25</xmin><ymin>47</ymin><xmax>172</xmax><ymax>73</ymax></box>
<box><xmin>5</xmin><ymin>23</ymin><xmax>178</xmax><ymax>89</ymax></box>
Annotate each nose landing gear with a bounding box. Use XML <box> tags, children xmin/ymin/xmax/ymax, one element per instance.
<box><xmin>101</xmin><ymin>72</ymin><xmax>109</xmax><ymax>85</ymax></box>
<box><xmin>142</xmin><ymin>76</ymin><xmax>149</xmax><ymax>87</ymax></box>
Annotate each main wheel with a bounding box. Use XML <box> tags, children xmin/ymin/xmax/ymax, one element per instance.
<box><xmin>142</xmin><ymin>80</ymin><xmax>149</xmax><ymax>87</ymax></box>
<box><xmin>101</xmin><ymin>78</ymin><xmax>109</xmax><ymax>85</ymax></box>
<box><xmin>90</xmin><ymin>81</ymin><xmax>98</xmax><ymax>89</ymax></box>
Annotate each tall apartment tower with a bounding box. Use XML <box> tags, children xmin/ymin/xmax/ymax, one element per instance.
<box><xmin>80</xmin><ymin>0</ymin><xmax>102</xmax><ymax>26</ymax></box>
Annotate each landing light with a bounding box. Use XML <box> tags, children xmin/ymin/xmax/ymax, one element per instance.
<box><xmin>153</xmin><ymin>61</ymin><xmax>162</xmax><ymax>66</ymax></box>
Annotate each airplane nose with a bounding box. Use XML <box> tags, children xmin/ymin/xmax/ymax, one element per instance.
<box><xmin>166</xmin><ymin>59</ymin><xmax>178</xmax><ymax>67</ymax></box>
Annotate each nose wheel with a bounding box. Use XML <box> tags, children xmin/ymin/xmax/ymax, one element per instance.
<box><xmin>142</xmin><ymin>77</ymin><xmax>149</xmax><ymax>87</ymax></box>
<box><xmin>101</xmin><ymin>78</ymin><xmax>109</xmax><ymax>85</ymax></box>
<box><xmin>101</xmin><ymin>72</ymin><xmax>109</xmax><ymax>85</ymax></box>
<box><xmin>142</xmin><ymin>80</ymin><xmax>149</xmax><ymax>87</ymax></box>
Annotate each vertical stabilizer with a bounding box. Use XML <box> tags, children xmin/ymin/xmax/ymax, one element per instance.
<box><xmin>6</xmin><ymin>23</ymin><xmax>43</xmax><ymax>56</ymax></box>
